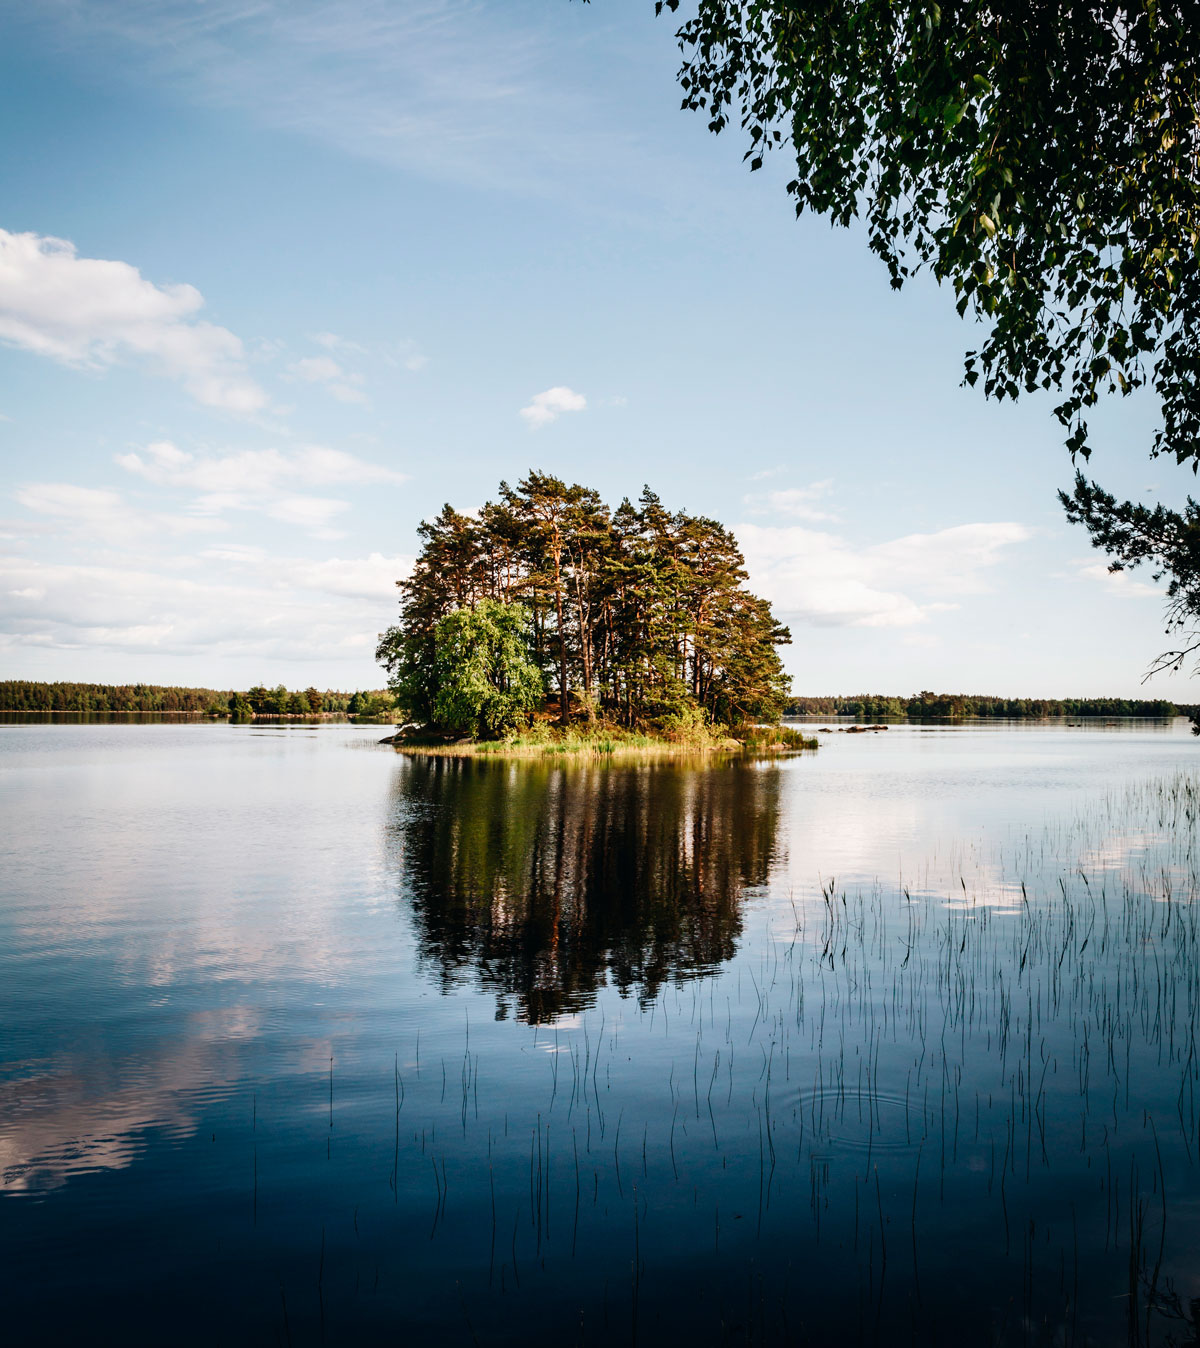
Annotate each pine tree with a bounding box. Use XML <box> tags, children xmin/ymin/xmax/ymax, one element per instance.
<box><xmin>378</xmin><ymin>473</ymin><xmax>793</xmax><ymax>735</ymax></box>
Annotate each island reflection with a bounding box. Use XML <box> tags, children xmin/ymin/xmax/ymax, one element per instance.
<box><xmin>387</xmin><ymin>757</ymin><xmax>785</xmax><ymax>1022</ymax></box>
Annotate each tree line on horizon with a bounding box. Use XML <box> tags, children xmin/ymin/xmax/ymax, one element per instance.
<box><xmin>4</xmin><ymin>681</ymin><xmax>1192</xmax><ymax>723</ymax></box>
<box><xmin>375</xmin><ymin>472</ymin><xmax>793</xmax><ymax>737</ymax></box>
<box><xmin>785</xmin><ymin>692</ymin><xmax>1192</xmax><ymax>720</ymax></box>
<box><xmin>0</xmin><ymin>681</ymin><xmax>394</xmax><ymax>717</ymax></box>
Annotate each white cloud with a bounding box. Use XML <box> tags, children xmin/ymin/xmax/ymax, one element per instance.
<box><xmin>14</xmin><ymin>482</ymin><xmax>228</xmax><ymax>544</ymax></box>
<box><xmin>282</xmin><ymin>552</ymin><xmax>411</xmax><ymax>600</ymax></box>
<box><xmin>0</xmin><ymin>229</ymin><xmax>268</xmax><ymax>414</ymax></box>
<box><xmin>117</xmin><ymin>439</ymin><xmax>405</xmax><ymax>490</ymax></box>
<box><xmin>195</xmin><ymin>549</ymin><xmax>411</xmax><ymax>601</ymax></box>
<box><xmin>738</xmin><ymin>520</ymin><xmax>1032</xmax><ymax>629</ymax></box>
<box><xmin>388</xmin><ymin>340</ymin><xmax>428</xmax><ymax>373</ymax></box>
<box><xmin>115</xmin><ymin>439</ymin><xmax>406</xmax><ymax>509</ymax></box>
<box><xmin>289</xmin><ymin>445</ymin><xmax>406</xmax><ymax>485</ymax></box>
<box><xmin>17</xmin><ymin>483</ymin><xmax>125</xmax><ymax>522</ymax></box>
<box><xmin>520</xmin><ymin>386</ymin><xmax>587</xmax><ymax>429</ymax></box>
<box><xmin>311</xmin><ymin>331</ymin><xmax>368</xmax><ymax>357</ymax></box>
<box><xmin>264</xmin><ymin>496</ymin><xmax>349</xmax><ymax>539</ymax></box>
<box><xmin>310</xmin><ymin>333</ymin><xmax>427</xmax><ymax>372</ymax></box>
<box><xmin>0</xmin><ymin>547</ymin><xmax>410</xmax><ymax>662</ymax></box>
<box><xmin>289</xmin><ymin>354</ymin><xmax>368</xmax><ymax>404</ymax></box>
<box><xmin>20</xmin><ymin>439</ymin><xmax>405</xmax><ymax>540</ymax></box>
<box><xmin>743</xmin><ymin>480</ymin><xmax>836</xmax><ymax>523</ymax></box>
<box><xmin>869</xmin><ymin>523</ymin><xmax>1033</xmax><ymax>595</ymax></box>
<box><xmin>1073</xmin><ymin>560</ymin><xmax>1161</xmax><ymax>599</ymax></box>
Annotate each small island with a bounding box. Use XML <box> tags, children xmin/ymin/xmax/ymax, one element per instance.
<box><xmin>375</xmin><ymin>472</ymin><xmax>815</xmax><ymax>757</ymax></box>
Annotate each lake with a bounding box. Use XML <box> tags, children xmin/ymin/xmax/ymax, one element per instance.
<box><xmin>2</xmin><ymin>719</ymin><xmax>1198</xmax><ymax>1345</ymax></box>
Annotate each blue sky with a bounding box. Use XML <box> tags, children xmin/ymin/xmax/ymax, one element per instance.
<box><xmin>0</xmin><ymin>0</ymin><xmax>1194</xmax><ymax>698</ymax></box>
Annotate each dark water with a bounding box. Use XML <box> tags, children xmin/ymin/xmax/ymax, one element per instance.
<box><xmin>2</xmin><ymin>720</ymin><xmax>1199</xmax><ymax>1345</ymax></box>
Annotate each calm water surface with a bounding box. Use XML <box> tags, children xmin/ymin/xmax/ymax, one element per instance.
<box><xmin>2</xmin><ymin>719</ymin><xmax>1199</xmax><ymax>1345</ymax></box>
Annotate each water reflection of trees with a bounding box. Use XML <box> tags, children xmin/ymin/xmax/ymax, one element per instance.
<box><xmin>387</xmin><ymin>758</ymin><xmax>784</xmax><ymax>1023</ymax></box>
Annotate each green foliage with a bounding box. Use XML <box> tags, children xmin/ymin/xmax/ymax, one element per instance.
<box><xmin>377</xmin><ymin>472</ymin><xmax>793</xmax><ymax>735</ymax></box>
<box><xmin>784</xmin><ymin>692</ymin><xmax>1182</xmax><ymax>719</ymax></box>
<box><xmin>737</xmin><ymin>723</ymin><xmax>819</xmax><ymax>751</ymax></box>
<box><xmin>645</xmin><ymin>1</ymin><xmax>1200</xmax><ymax>670</ymax></box>
<box><xmin>374</xmin><ymin>504</ymin><xmax>480</xmax><ymax>726</ymax></box>
<box><xmin>0</xmin><ymin>682</ymin><xmax>361</xmax><ymax>718</ymax></box>
<box><xmin>431</xmin><ymin>600</ymin><xmax>545</xmax><ymax>738</ymax></box>
<box><xmin>1061</xmin><ymin>474</ymin><xmax>1200</xmax><ymax>674</ymax></box>
<box><xmin>658</xmin><ymin>705</ymin><xmax>720</xmax><ymax>746</ymax></box>
<box><xmin>0</xmin><ymin>681</ymin><xmax>234</xmax><ymax>713</ymax></box>
<box><xmin>228</xmin><ymin>690</ymin><xmax>254</xmax><ymax>720</ymax></box>
<box><xmin>347</xmin><ymin>690</ymin><xmax>397</xmax><ymax>720</ymax></box>
<box><xmin>657</xmin><ymin>0</ymin><xmax>1200</xmax><ymax>467</ymax></box>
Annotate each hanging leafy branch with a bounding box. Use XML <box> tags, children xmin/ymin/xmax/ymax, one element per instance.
<box><xmin>652</xmin><ymin>0</ymin><xmax>1200</xmax><ymax>460</ymax></box>
<box><xmin>592</xmin><ymin>0</ymin><xmax>1200</xmax><ymax>670</ymax></box>
<box><xmin>1061</xmin><ymin>472</ymin><xmax>1200</xmax><ymax>675</ymax></box>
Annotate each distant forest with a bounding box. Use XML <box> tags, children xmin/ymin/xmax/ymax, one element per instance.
<box><xmin>0</xmin><ymin>681</ymin><xmax>394</xmax><ymax>717</ymax></box>
<box><xmin>785</xmin><ymin>692</ymin><xmax>1193</xmax><ymax>719</ymax></box>
<box><xmin>3</xmin><ymin>682</ymin><xmax>1192</xmax><ymax>721</ymax></box>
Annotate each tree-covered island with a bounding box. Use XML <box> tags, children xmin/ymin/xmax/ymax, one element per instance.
<box><xmin>375</xmin><ymin>472</ymin><xmax>814</xmax><ymax>754</ymax></box>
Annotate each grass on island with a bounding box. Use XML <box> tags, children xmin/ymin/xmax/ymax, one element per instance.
<box><xmin>388</xmin><ymin>718</ymin><xmax>817</xmax><ymax>758</ymax></box>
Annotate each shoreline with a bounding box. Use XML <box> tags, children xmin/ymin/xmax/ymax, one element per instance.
<box><xmin>380</xmin><ymin>726</ymin><xmax>819</xmax><ymax>758</ymax></box>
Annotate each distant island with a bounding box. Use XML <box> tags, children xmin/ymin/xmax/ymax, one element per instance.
<box><xmin>374</xmin><ymin>473</ymin><xmax>811</xmax><ymax>756</ymax></box>
<box><xmin>785</xmin><ymin>693</ymin><xmax>1195</xmax><ymax>720</ymax></box>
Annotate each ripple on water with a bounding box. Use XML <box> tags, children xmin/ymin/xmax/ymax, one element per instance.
<box><xmin>792</xmin><ymin>1087</ymin><xmax>932</xmax><ymax>1155</ymax></box>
